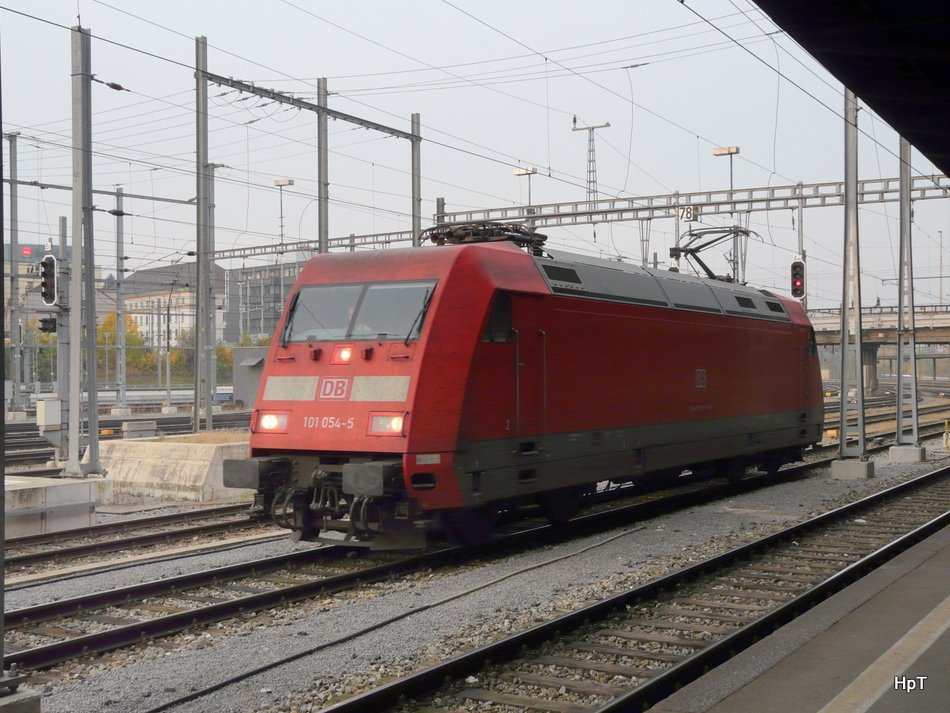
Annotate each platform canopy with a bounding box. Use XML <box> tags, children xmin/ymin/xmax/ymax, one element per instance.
<box><xmin>755</xmin><ymin>2</ymin><xmax>950</xmax><ymax>176</ymax></box>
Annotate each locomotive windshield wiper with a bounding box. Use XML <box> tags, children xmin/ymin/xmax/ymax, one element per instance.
<box><xmin>279</xmin><ymin>292</ymin><xmax>300</xmax><ymax>347</ymax></box>
<box><xmin>404</xmin><ymin>288</ymin><xmax>433</xmax><ymax>346</ymax></box>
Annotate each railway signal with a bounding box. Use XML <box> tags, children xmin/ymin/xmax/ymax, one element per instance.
<box><xmin>38</xmin><ymin>317</ymin><xmax>57</xmax><ymax>334</ymax></box>
<box><xmin>791</xmin><ymin>260</ymin><xmax>805</xmax><ymax>298</ymax></box>
<box><xmin>39</xmin><ymin>254</ymin><xmax>58</xmax><ymax>306</ymax></box>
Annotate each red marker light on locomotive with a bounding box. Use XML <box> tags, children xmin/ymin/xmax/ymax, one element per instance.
<box><xmin>369</xmin><ymin>412</ymin><xmax>405</xmax><ymax>436</ymax></box>
<box><xmin>257</xmin><ymin>412</ymin><xmax>288</xmax><ymax>432</ymax></box>
<box><xmin>331</xmin><ymin>345</ymin><xmax>354</xmax><ymax>364</ymax></box>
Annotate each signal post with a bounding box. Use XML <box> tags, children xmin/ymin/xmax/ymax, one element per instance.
<box><xmin>35</xmin><ymin>251</ymin><xmax>69</xmax><ymax>465</ymax></box>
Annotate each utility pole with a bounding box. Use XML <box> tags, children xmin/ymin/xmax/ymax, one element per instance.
<box><xmin>206</xmin><ymin>163</ymin><xmax>218</xmax><ymax>428</ymax></box>
<box><xmin>571</xmin><ymin>117</ymin><xmax>610</xmax><ymax>207</ymax></box>
<box><xmin>79</xmin><ymin>27</ymin><xmax>100</xmax><ymax>473</ymax></box>
<box><xmin>6</xmin><ymin>132</ymin><xmax>23</xmax><ymax>413</ymax></box>
<box><xmin>67</xmin><ymin>26</ymin><xmax>99</xmax><ymax>476</ymax></box>
<box><xmin>194</xmin><ymin>35</ymin><xmax>209</xmax><ymax>433</ymax></box>
<box><xmin>833</xmin><ymin>88</ymin><xmax>872</xmax><ymax>479</ymax></box>
<box><xmin>317</xmin><ymin>77</ymin><xmax>329</xmax><ymax>253</ymax></box>
<box><xmin>891</xmin><ymin>136</ymin><xmax>923</xmax><ymax>460</ymax></box>
<box><xmin>411</xmin><ymin>112</ymin><xmax>422</xmax><ymax>246</ymax></box>
<box><xmin>796</xmin><ymin>182</ymin><xmax>807</xmax><ymax>310</ymax></box>
<box><xmin>57</xmin><ymin>216</ymin><xmax>70</xmax><ymax>462</ymax></box>
<box><xmin>114</xmin><ymin>186</ymin><xmax>128</xmax><ymax>414</ymax></box>
<box><xmin>166</xmin><ymin>282</ymin><xmax>175</xmax><ymax>408</ymax></box>
<box><xmin>671</xmin><ymin>191</ymin><xmax>681</xmax><ymax>271</ymax></box>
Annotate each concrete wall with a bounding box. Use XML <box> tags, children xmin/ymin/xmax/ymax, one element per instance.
<box><xmin>94</xmin><ymin>433</ymin><xmax>253</xmax><ymax>504</ymax></box>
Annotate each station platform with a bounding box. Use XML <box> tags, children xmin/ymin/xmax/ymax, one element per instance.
<box><xmin>4</xmin><ymin>475</ymin><xmax>111</xmax><ymax>538</ymax></box>
<box><xmin>652</xmin><ymin>524</ymin><xmax>949</xmax><ymax>713</ymax></box>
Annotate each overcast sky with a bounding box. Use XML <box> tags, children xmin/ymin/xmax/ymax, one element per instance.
<box><xmin>3</xmin><ymin>0</ymin><xmax>949</xmax><ymax>308</ymax></box>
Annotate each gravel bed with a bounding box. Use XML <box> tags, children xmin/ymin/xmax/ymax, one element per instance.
<box><xmin>17</xmin><ymin>449</ymin><xmax>946</xmax><ymax>713</ymax></box>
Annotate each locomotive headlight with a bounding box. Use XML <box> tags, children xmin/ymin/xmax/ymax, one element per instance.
<box><xmin>369</xmin><ymin>412</ymin><xmax>405</xmax><ymax>436</ymax></box>
<box><xmin>257</xmin><ymin>412</ymin><xmax>288</xmax><ymax>433</ymax></box>
<box><xmin>331</xmin><ymin>344</ymin><xmax>354</xmax><ymax>365</ymax></box>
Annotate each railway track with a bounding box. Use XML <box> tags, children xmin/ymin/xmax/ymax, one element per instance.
<box><xmin>822</xmin><ymin>401</ymin><xmax>950</xmax><ymax>431</ymax></box>
<box><xmin>5</xmin><ymin>419</ymin><xmax>946</xmax><ymax>674</ymax></box>
<box><xmin>5</xmin><ymin>422</ymin><xmax>941</xmax><ymax>589</ymax></box>
<box><xmin>4</xmin><ymin>505</ymin><xmax>277</xmax><ymax>580</ymax></box>
<box><xmin>0</xmin><ymin>436</ymin><xmax>835</xmax><ymax>586</ymax></box>
<box><xmin>0</xmin><ymin>454</ymin><xmax>844</xmax><ymax>673</ymax></box>
<box><xmin>319</xmin><ymin>468</ymin><xmax>950</xmax><ymax>713</ymax></box>
<box><xmin>2</xmin><ymin>543</ymin><xmax>428</xmax><ymax>671</ymax></box>
<box><xmin>3</xmin><ymin>439</ymin><xmax>939</xmax><ymax>676</ymax></box>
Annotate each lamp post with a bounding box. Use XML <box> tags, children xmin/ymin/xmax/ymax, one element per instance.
<box><xmin>274</xmin><ymin>178</ymin><xmax>294</xmax><ymax>307</ymax></box>
<box><xmin>513</xmin><ymin>166</ymin><xmax>537</xmax><ymax>207</ymax></box>
<box><xmin>712</xmin><ymin>145</ymin><xmax>740</xmax><ymax>195</ymax></box>
<box><xmin>713</xmin><ymin>146</ymin><xmax>740</xmax><ymax>280</ymax></box>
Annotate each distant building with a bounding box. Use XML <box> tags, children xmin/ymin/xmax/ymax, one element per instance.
<box><xmin>121</xmin><ymin>262</ymin><xmax>225</xmax><ymax>347</ymax></box>
<box><xmin>222</xmin><ymin>256</ymin><xmax>305</xmax><ymax>344</ymax></box>
<box><xmin>6</xmin><ymin>241</ymin><xmax>310</xmax><ymax>349</ymax></box>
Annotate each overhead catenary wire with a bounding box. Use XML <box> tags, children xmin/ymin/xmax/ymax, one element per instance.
<box><xmin>2</xmin><ymin>2</ymin><xmax>944</xmax><ymax>307</ymax></box>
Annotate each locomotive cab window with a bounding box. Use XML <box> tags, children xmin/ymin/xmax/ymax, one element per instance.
<box><xmin>285</xmin><ymin>280</ymin><xmax>436</xmax><ymax>343</ymax></box>
<box><xmin>482</xmin><ymin>291</ymin><xmax>512</xmax><ymax>343</ymax></box>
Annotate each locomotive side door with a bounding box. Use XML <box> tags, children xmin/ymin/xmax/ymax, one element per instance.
<box><xmin>510</xmin><ymin>295</ymin><xmax>546</xmax><ymax>437</ymax></box>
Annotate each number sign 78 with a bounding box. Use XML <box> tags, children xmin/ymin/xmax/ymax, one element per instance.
<box><xmin>679</xmin><ymin>205</ymin><xmax>700</xmax><ymax>222</ymax></box>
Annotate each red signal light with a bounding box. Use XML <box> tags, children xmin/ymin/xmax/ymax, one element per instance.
<box><xmin>790</xmin><ymin>261</ymin><xmax>805</xmax><ymax>299</ymax></box>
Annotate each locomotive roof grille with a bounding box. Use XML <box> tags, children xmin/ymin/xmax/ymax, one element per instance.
<box><xmin>535</xmin><ymin>251</ymin><xmax>791</xmax><ymax>322</ymax></box>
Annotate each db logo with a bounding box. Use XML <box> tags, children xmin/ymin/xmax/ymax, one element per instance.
<box><xmin>318</xmin><ymin>377</ymin><xmax>350</xmax><ymax>400</ymax></box>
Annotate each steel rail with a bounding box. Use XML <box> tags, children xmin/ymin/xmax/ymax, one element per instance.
<box><xmin>5</xmin><ymin>515</ymin><xmax>270</xmax><ymax>569</ymax></box>
<box><xmin>3</xmin><ymin>546</ymin><xmax>454</xmax><ymax>670</ymax></box>
<box><xmin>5</xmin><ymin>504</ymin><xmax>251</xmax><ymax>548</ymax></box>
<box><xmin>4</xmin><ymin>451</ymin><xmax>945</xmax><ymax>674</ymax></box>
<box><xmin>317</xmin><ymin>468</ymin><xmax>949</xmax><ymax>712</ymax></box>
<box><xmin>0</xmin><ymin>461</ymin><xmax>826</xmax><ymax>671</ymax></box>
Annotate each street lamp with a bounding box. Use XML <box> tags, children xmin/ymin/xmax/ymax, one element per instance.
<box><xmin>274</xmin><ymin>178</ymin><xmax>294</xmax><ymax>306</ymax></box>
<box><xmin>712</xmin><ymin>146</ymin><xmax>740</xmax><ymax>193</ymax></box>
<box><xmin>513</xmin><ymin>166</ymin><xmax>537</xmax><ymax>207</ymax></box>
<box><xmin>274</xmin><ymin>178</ymin><xmax>294</xmax><ymax>244</ymax></box>
<box><xmin>713</xmin><ymin>146</ymin><xmax>740</xmax><ymax>280</ymax></box>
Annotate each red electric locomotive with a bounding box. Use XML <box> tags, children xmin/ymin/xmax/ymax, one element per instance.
<box><xmin>224</xmin><ymin>224</ymin><xmax>823</xmax><ymax>548</ymax></box>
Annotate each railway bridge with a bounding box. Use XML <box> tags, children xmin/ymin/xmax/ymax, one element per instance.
<box><xmin>809</xmin><ymin>306</ymin><xmax>950</xmax><ymax>391</ymax></box>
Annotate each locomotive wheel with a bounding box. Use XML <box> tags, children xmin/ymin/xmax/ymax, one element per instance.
<box><xmin>444</xmin><ymin>507</ymin><xmax>496</xmax><ymax>547</ymax></box>
<box><xmin>761</xmin><ymin>461</ymin><xmax>781</xmax><ymax>477</ymax></box>
<box><xmin>538</xmin><ymin>488</ymin><xmax>582</xmax><ymax>526</ymax></box>
<box><xmin>725</xmin><ymin>461</ymin><xmax>746</xmax><ymax>484</ymax></box>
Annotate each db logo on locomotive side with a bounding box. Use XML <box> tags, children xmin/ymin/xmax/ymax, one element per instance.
<box><xmin>318</xmin><ymin>377</ymin><xmax>350</xmax><ymax>400</ymax></box>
